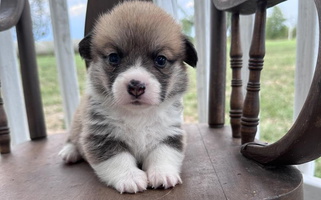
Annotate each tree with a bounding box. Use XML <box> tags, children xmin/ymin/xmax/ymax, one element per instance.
<box><xmin>266</xmin><ymin>6</ymin><xmax>288</xmax><ymax>40</ymax></box>
<box><xmin>30</xmin><ymin>0</ymin><xmax>50</xmax><ymax>40</ymax></box>
<box><xmin>181</xmin><ymin>16</ymin><xmax>194</xmax><ymax>42</ymax></box>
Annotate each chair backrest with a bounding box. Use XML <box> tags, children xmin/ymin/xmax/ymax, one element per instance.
<box><xmin>0</xmin><ymin>0</ymin><xmax>46</xmax><ymax>154</ymax></box>
<box><xmin>0</xmin><ymin>0</ymin><xmax>25</xmax><ymax>31</ymax></box>
<box><xmin>211</xmin><ymin>0</ymin><xmax>321</xmax><ymax>165</ymax></box>
<box><xmin>0</xmin><ymin>0</ymin><xmax>26</xmax><ymax>154</ymax></box>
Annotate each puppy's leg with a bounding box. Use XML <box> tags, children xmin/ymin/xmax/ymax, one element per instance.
<box><xmin>59</xmin><ymin>142</ymin><xmax>82</xmax><ymax>164</ymax></box>
<box><xmin>84</xmin><ymin>133</ymin><xmax>147</xmax><ymax>193</ymax></box>
<box><xmin>143</xmin><ymin>139</ymin><xmax>184</xmax><ymax>189</ymax></box>
<box><xmin>59</xmin><ymin>97</ymin><xmax>85</xmax><ymax>164</ymax></box>
<box><xmin>92</xmin><ymin>152</ymin><xmax>148</xmax><ymax>193</ymax></box>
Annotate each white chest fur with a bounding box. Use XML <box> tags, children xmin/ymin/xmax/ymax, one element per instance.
<box><xmin>85</xmin><ymin>99</ymin><xmax>183</xmax><ymax>162</ymax></box>
<box><xmin>95</xmin><ymin>99</ymin><xmax>184</xmax><ymax>162</ymax></box>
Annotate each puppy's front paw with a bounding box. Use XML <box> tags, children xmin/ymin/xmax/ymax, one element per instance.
<box><xmin>113</xmin><ymin>168</ymin><xmax>148</xmax><ymax>194</ymax></box>
<box><xmin>147</xmin><ymin>168</ymin><xmax>182</xmax><ymax>189</ymax></box>
<box><xmin>93</xmin><ymin>153</ymin><xmax>148</xmax><ymax>194</ymax></box>
<box><xmin>59</xmin><ymin>143</ymin><xmax>82</xmax><ymax>164</ymax></box>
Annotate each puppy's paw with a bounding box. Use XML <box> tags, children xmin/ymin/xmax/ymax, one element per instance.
<box><xmin>113</xmin><ymin>168</ymin><xmax>148</xmax><ymax>194</ymax></box>
<box><xmin>59</xmin><ymin>143</ymin><xmax>82</xmax><ymax>164</ymax></box>
<box><xmin>147</xmin><ymin>168</ymin><xmax>182</xmax><ymax>189</ymax></box>
<box><xmin>93</xmin><ymin>153</ymin><xmax>148</xmax><ymax>194</ymax></box>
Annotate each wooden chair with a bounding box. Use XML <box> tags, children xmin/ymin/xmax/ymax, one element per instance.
<box><xmin>1</xmin><ymin>0</ymin><xmax>321</xmax><ymax>199</ymax></box>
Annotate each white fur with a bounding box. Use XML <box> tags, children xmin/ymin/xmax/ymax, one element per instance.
<box><xmin>143</xmin><ymin>145</ymin><xmax>184</xmax><ymax>189</ymax></box>
<box><xmin>91</xmin><ymin>98</ymin><xmax>184</xmax><ymax>163</ymax></box>
<box><xmin>112</xmin><ymin>60</ymin><xmax>161</xmax><ymax>106</ymax></box>
<box><xmin>92</xmin><ymin>152</ymin><xmax>148</xmax><ymax>193</ymax></box>
<box><xmin>59</xmin><ymin>143</ymin><xmax>81</xmax><ymax>164</ymax></box>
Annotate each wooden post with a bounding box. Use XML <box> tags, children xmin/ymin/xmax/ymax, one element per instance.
<box><xmin>16</xmin><ymin>0</ymin><xmax>47</xmax><ymax>139</ymax></box>
<box><xmin>241</xmin><ymin>0</ymin><xmax>267</xmax><ymax>144</ymax></box>
<box><xmin>0</xmin><ymin>81</ymin><xmax>10</xmax><ymax>154</ymax></box>
<box><xmin>229</xmin><ymin>13</ymin><xmax>243</xmax><ymax>138</ymax></box>
<box><xmin>208</xmin><ymin>1</ymin><xmax>226</xmax><ymax>128</ymax></box>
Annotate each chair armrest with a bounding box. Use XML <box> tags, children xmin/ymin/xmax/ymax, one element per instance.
<box><xmin>213</xmin><ymin>0</ymin><xmax>286</xmax><ymax>14</ymax></box>
<box><xmin>0</xmin><ymin>0</ymin><xmax>25</xmax><ymax>31</ymax></box>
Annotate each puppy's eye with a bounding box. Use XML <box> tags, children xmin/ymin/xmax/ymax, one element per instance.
<box><xmin>108</xmin><ymin>53</ymin><xmax>120</xmax><ymax>66</ymax></box>
<box><xmin>155</xmin><ymin>55</ymin><xmax>167</xmax><ymax>68</ymax></box>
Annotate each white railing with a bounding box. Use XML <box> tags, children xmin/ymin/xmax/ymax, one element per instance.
<box><xmin>0</xmin><ymin>0</ymin><xmax>320</xmax><ymax>199</ymax></box>
<box><xmin>294</xmin><ymin>0</ymin><xmax>321</xmax><ymax>198</ymax></box>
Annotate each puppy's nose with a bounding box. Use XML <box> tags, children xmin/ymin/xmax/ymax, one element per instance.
<box><xmin>128</xmin><ymin>80</ymin><xmax>146</xmax><ymax>98</ymax></box>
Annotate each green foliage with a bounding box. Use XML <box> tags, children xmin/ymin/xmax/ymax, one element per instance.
<box><xmin>180</xmin><ymin>16</ymin><xmax>194</xmax><ymax>42</ymax></box>
<box><xmin>181</xmin><ymin>16</ymin><xmax>193</xmax><ymax>36</ymax></box>
<box><xmin>266</xmin><ymin>6</ymin><xmax>288</xmax><ymax>39</ymax></box>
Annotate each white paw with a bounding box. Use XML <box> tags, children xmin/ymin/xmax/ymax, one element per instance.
<box><xmin>92</xmin><ymin>152</ymin><xmax>148</xmax><ymax>194</ymax></box>
<box><xmin>147</xmin><ymin>168</ymin><xmax>182</xmax><ymax>189</ymax></box>
<box><xmin>113</xmin><ymin>168</ymin><xmax>148</xmax><ymax>194</ymax></box>
<box><xmin>59</xmin><ymin>143</ymin><xmax>82</xmax><ymax>163</ymax></box>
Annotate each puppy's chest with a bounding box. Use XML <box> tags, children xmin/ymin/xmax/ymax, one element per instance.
<box><xmin>105</xmin><ymin>110</ymin><xmax>181</xmax><ymax>160</ymax></box>
<box><xmin>86</xmin><ymin>100</ymin><xmax>183</xmax><ymax>159</ymax></box>
<box><xmin>113</xmin><ymin>116</ymin><xmax>173</xmax><ymax>154</ymax></box>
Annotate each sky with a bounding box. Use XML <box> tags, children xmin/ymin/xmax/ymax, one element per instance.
<box><xmin>38</xmin><ymin>0</ymin><xmax>299</xmax><ymax>41</ymax></box>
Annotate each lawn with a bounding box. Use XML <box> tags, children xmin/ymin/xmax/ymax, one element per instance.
<box><xmin>36</xmin><ymin>39</ymin><xmax>321</xmax><ymax>177</ymax></box>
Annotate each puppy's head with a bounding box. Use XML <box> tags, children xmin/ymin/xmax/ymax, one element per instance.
<box><xmin>79</xmin><ymin>1</ymin><xmax>197</xmax><ymax>109</ymax></box>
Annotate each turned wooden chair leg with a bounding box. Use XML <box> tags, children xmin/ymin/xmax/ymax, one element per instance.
<box><xmin>229</xmin><ymin>12</ymin><xmax>243</xmax><ymax>138</ymax></box>
<box><xmin>0</xmin><ymin>81</ymin><xmax>10</xmax><ymax>154</ymax></box>
<box><xmin>241</xmin><ymin>0</ymin><xmax>267</xmax><ymax>144</ymax></box>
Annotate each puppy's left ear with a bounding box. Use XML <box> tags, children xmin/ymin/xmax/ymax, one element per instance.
<box><xmin>79</xmin><ymin>32</ymin><xmax>93</xmax><ymax>61</ymax></box>
<box><xmin>183</xmin><ymin>36</ymin><xmax>198</xmax><ymax>68</ymax></box>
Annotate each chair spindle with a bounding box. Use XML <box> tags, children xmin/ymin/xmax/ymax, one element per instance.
<box><xmin>241</xmin><ymin>0</ymin><xmax>267</xmax><ymax>144</ymax></box>
<box><xmin>208</xmin><ymin>1</ymin><xmax>227</xmax><ymax>128</ymax></box>
<box><xmin>229</xmin><ymin>12</ymin><xmax>243</xmax><ymax>138</ymax></box>
<box><xmin>16</xmin><ymin>0</ymin><xmax>47</xmax><ymax>139</ymax></box>
<box><xmin>0</xmin><ymin>81</ymin><xmax>10</xmax><ymax>154</ymax></box>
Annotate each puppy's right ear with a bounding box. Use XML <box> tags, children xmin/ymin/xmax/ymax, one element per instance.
<box><xmin>79</xmin><ymin>32</ymin><xmax>92</xmax><ymax>61</ymax></box>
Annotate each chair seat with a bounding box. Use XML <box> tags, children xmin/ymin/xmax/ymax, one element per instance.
<box><xmin>0</xmin><ymin>124</ymin><xmax>303</xmax><ymax>200</ymax></box>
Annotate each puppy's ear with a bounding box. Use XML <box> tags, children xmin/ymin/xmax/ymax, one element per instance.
<box><xmin>79</xmin><ymin>32</ymin><xmax>92</xmax><ymax>61</ymax></box>
<box><xmin>183</xmin><ymin>36</ymin><xmax>198</xmax><ymax>68</ymax></box>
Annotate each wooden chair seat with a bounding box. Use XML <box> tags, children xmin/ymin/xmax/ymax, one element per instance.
<box><xmin>0</xmin><ymin>124</ymin><xmax>302</xmax><ymax>200</ymax></box>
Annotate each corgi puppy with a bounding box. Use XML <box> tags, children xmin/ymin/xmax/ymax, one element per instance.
<box><xmin>59</xmin><ymin>1</ymin><xmax>197</xmax><ymax>194</ymax></box>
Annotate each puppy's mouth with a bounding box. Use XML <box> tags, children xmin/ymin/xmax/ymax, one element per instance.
<box><xmin>129</xmin><ymin>99</ymin><xmax>155</xmax><ymax>107</ymax></box>
<box><xmin>131</xmin><ymin>100</ymin><xmax>143</xmax><ymax>106</ymax></box>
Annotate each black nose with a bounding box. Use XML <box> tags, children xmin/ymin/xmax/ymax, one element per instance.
<box><xmin>127</xmin><ymin>80</ymin><xmax>146</xmax><ymax>98</ymax></box>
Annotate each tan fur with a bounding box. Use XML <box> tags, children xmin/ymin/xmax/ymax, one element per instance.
<box><xmin>92</xmin><ymin>1</ymin><xmax>183</xmax><ymax>62</ymax></box>
<box><xmin>67</xmin><ymin>96</ymin><xmax>87</xmax><ymax>156</ymax></box>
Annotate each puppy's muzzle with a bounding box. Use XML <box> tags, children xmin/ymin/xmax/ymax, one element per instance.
<box><xmin>127</xmin><ymin>79</ymin><xmax>146</xmax><ymax>98</ymax></box>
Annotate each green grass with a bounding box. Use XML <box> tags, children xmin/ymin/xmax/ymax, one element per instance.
<box><xmin>37</xmin><ymin>54</ymin><xmax>87</xmax><ymax>132</ymax></box>
<box><xmin>258</xmin><ymin>40</ymin><xmax>296</xmax><ymax>142</ymax></box>
<box><xmin>36</xmin><ymin>39</ymin><xmax>321</xmax><ymax>177</ymax></box>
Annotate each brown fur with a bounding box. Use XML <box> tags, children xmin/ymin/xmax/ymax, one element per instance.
<box><xmin>92</xmin><ymin>1</ymin><xmax>184</xmax><ymax>62</ymax></box>
<box><xmin>60</xmin><ymin>1</ymin><xmax>198</xmax><ymax>193</ymax></box>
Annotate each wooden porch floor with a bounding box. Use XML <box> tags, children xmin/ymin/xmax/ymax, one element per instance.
<box><xmin>0</xmin><ymin>124</ymin><xmax>302</xmax><ymax>200</ymax></box>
